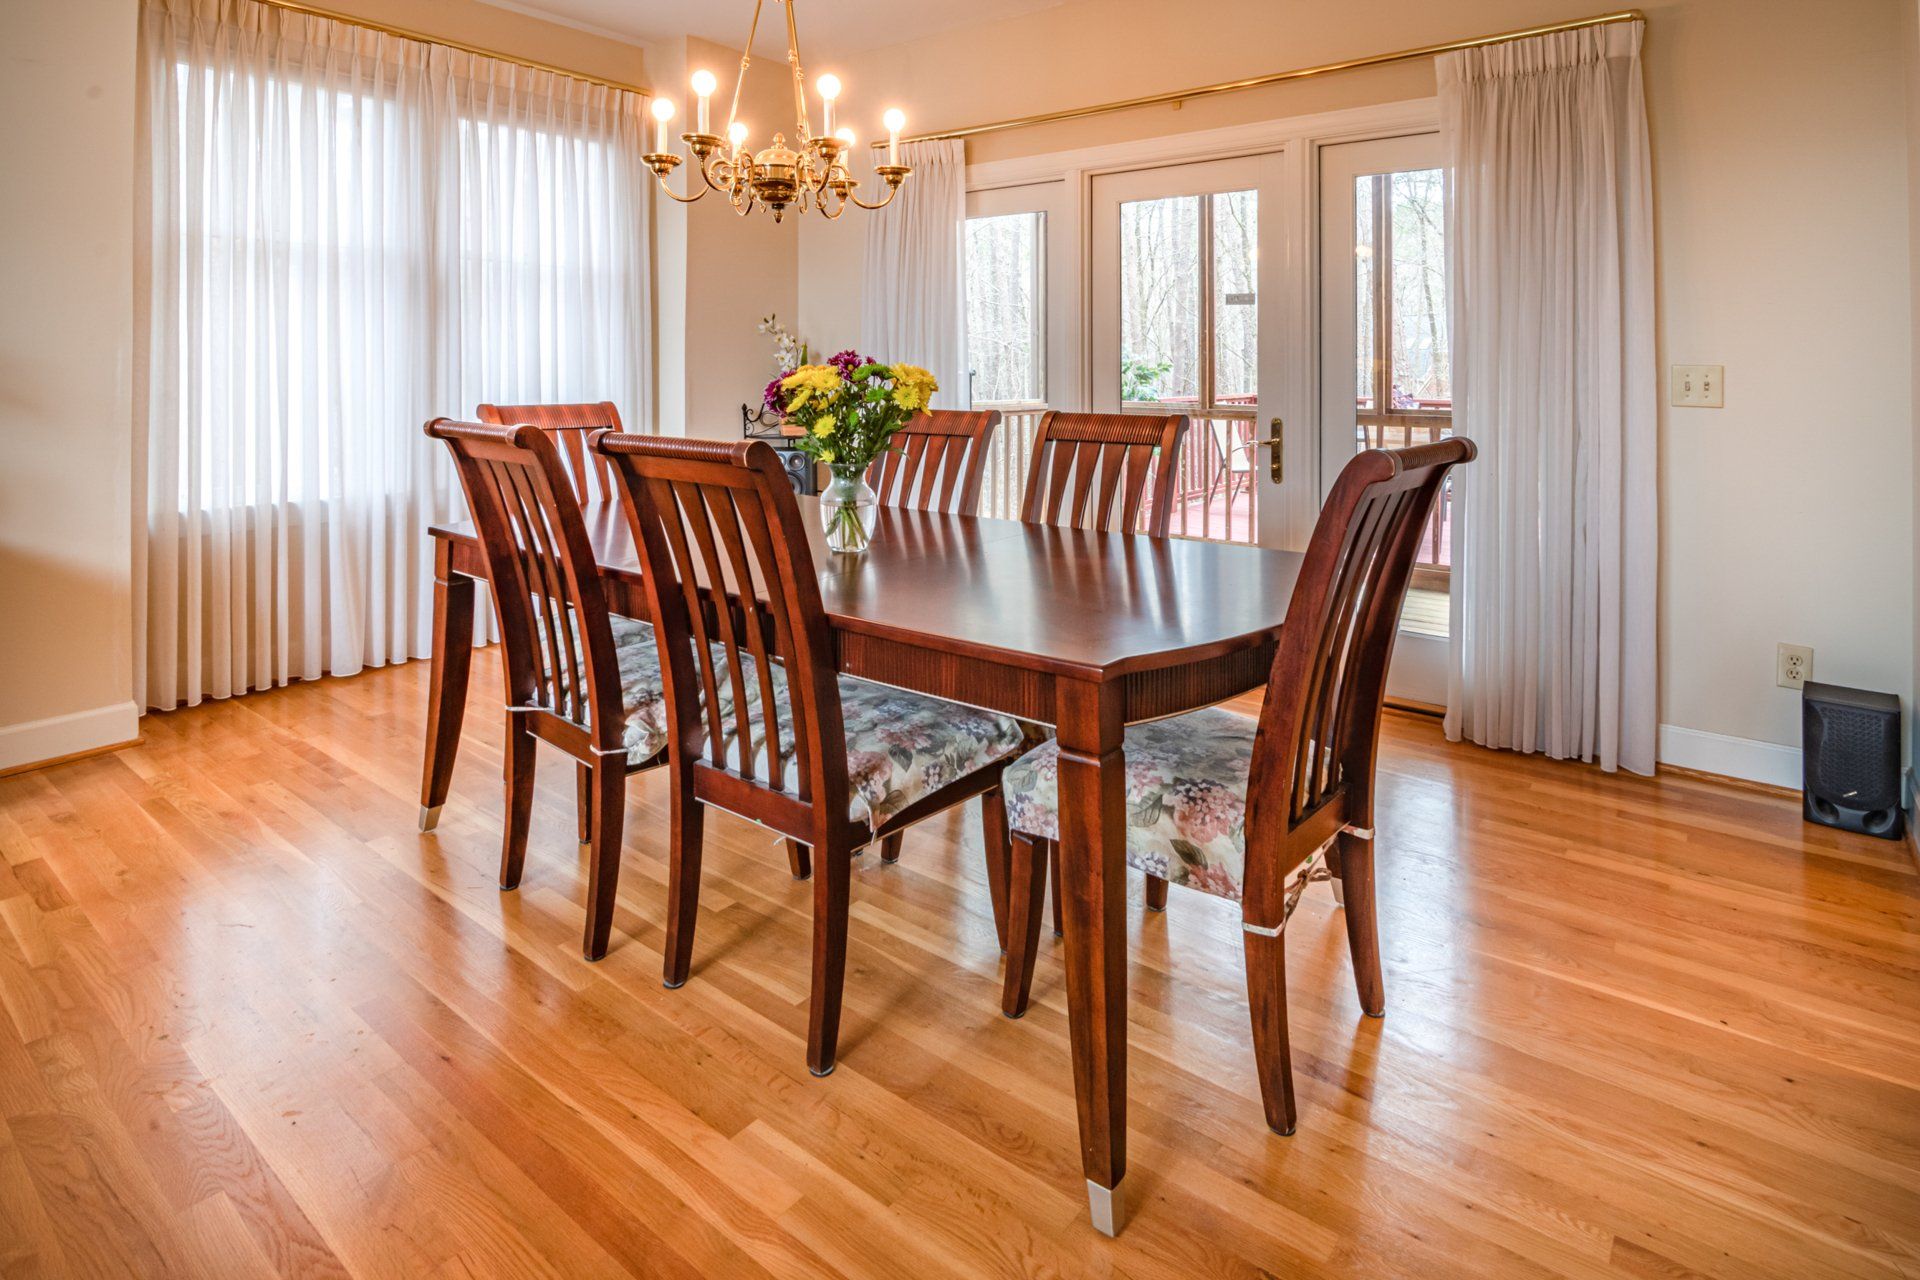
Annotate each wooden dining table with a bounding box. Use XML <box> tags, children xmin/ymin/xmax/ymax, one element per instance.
<box><xmin>420</xmin><ymin>497</ymin><xmax>1302</xmax><ymax>1235</ymax></box>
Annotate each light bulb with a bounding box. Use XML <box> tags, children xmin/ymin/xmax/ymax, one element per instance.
<box><xmin>691</xmin><ymin>68</ymin><xmax>717</xmax><ymax>133</ymax></box>
<box><xmin>650</xmin><ymin>97</ymin><xmax>675</xmax><ymax>152</ymax></box>
<box><xmin>728</xmin><ymin>121</ymin><xmax>749</xmax><ymax>155</ymax></box>
<box><xmin>882</xmin><ymin>108</ymin><xmax>904</xmax><ymax>165</ymax></box>
<box><xmin>834</xmin><ymin>127</ymin><xmax>855</xmax><ymax>146</ymax></box>
<box><xmin>816</xmin><ymin>74</ymin><xmax>841</xmax><ymax>101</ymax></box>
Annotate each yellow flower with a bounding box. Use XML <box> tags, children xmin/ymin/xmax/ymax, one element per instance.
<box><xmin>818</xmin><ymin>449</ymin><xmax>835</xmax><ymax>464</ymax></box>
<box><xmin>812</xmin><ymin>414</ymin><xmax>836</xmax><ymax>438</ymax></box>
<box><xmin>888</xmin><ymin>363</ymin><xmax>938</xmax><ymax>413</ymax></box>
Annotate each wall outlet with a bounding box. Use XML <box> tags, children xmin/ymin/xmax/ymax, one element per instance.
<box><xmin>1670</xmin><ymin>364</ymin><xmax>1725</xmax><ymax>408</ymax></box>
<box><xmin>1777</xmin><ymin>643</ymin><xmax>1813</xmax><ymax>690</ymax></box>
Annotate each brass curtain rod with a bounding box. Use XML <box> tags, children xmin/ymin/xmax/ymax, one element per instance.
<box><xmin>895</xmin><ymin>8</ymin><xmax>1643</xmax><ymax>145</ymax></box>
<box><xmin>248</xmin><ymin>0</ymin><xmax>651</xmax><ymax>98</ymax></box>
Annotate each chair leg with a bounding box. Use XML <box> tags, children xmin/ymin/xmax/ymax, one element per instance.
<box><xmin>1144</xmin><ymin>874</ymin><xmax>1168</xmax><ymax>912</ymax></box>
<box><xmin>499</xmin><ymin>715</ymin><xmax>537</xmax><ymax>890</ymax></box>
<box><xmin>1243</xmin><ymin>930</ymin><xmax>1298</xmax><ymax>1136</ymax></box>
<box><xmin>807</xmin><ymin>836</ymin><xmax>854</xmax><ymax>1076</ymax></box>
<box><xmin>1001</xmin><ymin>832</ymin><xmax>1049</xmax><ymax>1018</ymax></box>
<box><xmin>581</xmin><ymin>761</ymin><xmax>627</xmax><ymax>961</ymax></box>
<box><xmin>662</xmin><ymin>764</ymin><xmax>705</xmax><ymax>987</ymax></box>
<box><xmin>1336</xmin><ymin>829</ymin><xmax>1384</xmax><ymax>1017</ymax></box>
<box><xmin>1048</xmin><ymin>840</ymin><xmax>1063</xmax><ymax>938</ymax></box>
<box><xmin>980</xmin><ymin>789</ymin><xmax>1010</xmax><ymax>953</ymax></box>
<box><xmin>575</xmin><ymin>761</ymin><xmax>593</xmax><ymax>848</ymax></box>
<box><xmin>785</xmin><ymin>839</ymin><xmax>812</xmax><ymax>881</ymax></box>
<box><xmin>879</xmin><ymin>833</ymin><xmax>903</xmax><ymax>863</ymax></box>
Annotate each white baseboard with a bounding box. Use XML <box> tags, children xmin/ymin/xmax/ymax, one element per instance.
<box><xmin>1657</xmin><ymin>723</ymin><xmax>1801</xmax><ymax>791</ymax></box>
<box><xmin>0</xmin><ymin>701</ymin><xmax>140</xmax><ymax>773</ymax></box>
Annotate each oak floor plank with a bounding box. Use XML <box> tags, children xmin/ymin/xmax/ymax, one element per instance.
<box><xmin>1</xmin><ymin>657</ymin><xmax>1917</xmax><ymax>1278</ymax></box>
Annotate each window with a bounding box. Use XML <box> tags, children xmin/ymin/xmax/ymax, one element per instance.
<box><xmin>1354</xmin><ymin>169</ymin><xmax>1450</xmax><ymax>432</ymax></box>
<box><xmin>964</xmin><ymin>212</ymin><xmax>1045</xmax><ymax>405</ymax></box>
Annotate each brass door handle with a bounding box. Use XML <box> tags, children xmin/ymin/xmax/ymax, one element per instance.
<box><xmin>1263</xmin><ymin>418</ymin><xmax>1283</xmax><ymax>483</ymax></box>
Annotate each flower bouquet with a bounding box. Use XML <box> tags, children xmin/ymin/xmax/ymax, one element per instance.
<box><xmin>764</xmin><ymin>350</ymin><xmax>938</xmax><ymax>553</ymax></box>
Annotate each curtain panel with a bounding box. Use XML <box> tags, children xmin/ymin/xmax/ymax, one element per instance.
<box><xmin>860</xmin><ymin>138</ymin><xmax>967</xmax><ymax>409</ymax></box>
<box><xmin>135</xmin><ymin>0</ymin><xmax>651</xmax><ymax>710</ymax></box>
<box><xmin>1438</xmin><ymin>21</ymin><xmax>1658</xmax><ymax>775</ymax></box>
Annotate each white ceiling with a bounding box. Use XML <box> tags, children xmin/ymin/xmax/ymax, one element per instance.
<box><xmin>478</xmin><ymin>0</ymin><xmax>1070</xmax><ymax>55</ymax></box>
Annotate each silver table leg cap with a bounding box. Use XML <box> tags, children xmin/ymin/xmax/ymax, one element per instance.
<box><xmin>1330</xmin><ymin>876</ymin><xmax>1345</xmax><ymax>907</ymax></box>
<box><xmin>419</xmin><ymin>804</ymin><xmax>443</xmax><ymax>833</ymax></box>
<box><xmin>1086</xmin><ymin>1179</ymin><xmax>1125</xmax><ymax>1237</ymax></box>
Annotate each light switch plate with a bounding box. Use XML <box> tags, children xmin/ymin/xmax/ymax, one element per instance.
<box><xmin>1670</xmin><ymin>364</ymin><xmax>1724</xmax><ymax>408</ymax></box>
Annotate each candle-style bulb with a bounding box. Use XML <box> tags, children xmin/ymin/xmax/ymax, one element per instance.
<box><xmin>650</xmin><ymin>97</ymin><xmax>675</xmax><ymax>153</ymax></box>
<box><xmin>882</xmin><ymin>108</ymin><xmax>905</xmax><ymax>165</ymax></box>
<box><xmin>728</xmin><ymin>121</ymin><xmax>749</xmax><ymax>157</ymax></box>
<box><xmin>816</xmin><ymin>73</ymin><xmax>841</xmax><ymax>139</ymax></box>
<box><xmin>691</xmin><ymin>68</ymin><xmax>717</xmax><ymax>133</ymax></box>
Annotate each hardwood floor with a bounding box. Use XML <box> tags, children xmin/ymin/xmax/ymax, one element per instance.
<box><xmin>1</xmin><ymin>656</ymin><xmax>1917</xmax><ymax>1278</ymax></box>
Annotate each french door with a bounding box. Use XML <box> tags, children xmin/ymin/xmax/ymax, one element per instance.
<box><xmin>1319</xmin><ymin>132</ymin><xmax>1455</xmax><ymax>705</ymax></box>
<box><xmin>1088</xmin><ymin>153</ymin><xmax>1313</xmax><ymax>546</ymax></box>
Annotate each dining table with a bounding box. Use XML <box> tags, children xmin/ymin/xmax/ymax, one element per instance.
<box><xmin>419</xmin><ymin>496</ymin><xmax>1302</xmax><ymax>1235</ymax></box>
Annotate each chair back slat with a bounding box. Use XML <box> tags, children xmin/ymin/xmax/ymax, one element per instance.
<box><xmin>477</xmin><ymin>402</ymin><xmax>628</xmax><ymax>504</ymax></box>
<box><xmin>598</xmin><ymin>435</ymin><xmax>847</xmax><ymax>815</ymax></box>
<box><xmin>1018</xmin><ymin>412</ymin><xmax>1188</xmax><ymax>535</ymax></box>
<box><xmin>425</xmin><ymin>418</ymin><xmax>625</xmax><ymax>750</ymax></box>
<box><xmin>1241</xmin><ymin>438</ymin><xmax>1475</xmax><ymax>926</ymax></box>
<box><xmin>866</xmin><ymin>409</ymin><xmax>1000</xmax><ymax>515</ymax></box>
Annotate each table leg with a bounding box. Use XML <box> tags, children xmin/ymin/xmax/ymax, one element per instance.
<box><xmin>419</xmin><ymin>541</ymin><xmax>476</xmax><ymax>832</ymax></box>
<box><xmin>1053</xmin><ymin>677</ymin><xmax>1129</xmax><ymax>1236</ymax></box>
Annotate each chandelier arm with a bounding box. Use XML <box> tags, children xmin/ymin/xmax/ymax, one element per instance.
<box><xmin>725</xmin><ymin>0</ymin><xmax>765</xmax><ymax>134</ymax></box>
<box><xmin>653</xmin><ymin>171</ymin><xmax>708</xmax><ymax>205</ymax></box>
<box><xmin>846</xmin><ymin>185</ymin><xmax>901</xmax><ymax>212</ymax></box>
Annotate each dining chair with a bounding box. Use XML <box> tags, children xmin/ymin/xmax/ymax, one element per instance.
<box><xmin>1019</xmin><ymin>411</ymin><xmax>1188</xmax><ymax>537</ymax></box>
<box><xmin>593</xmin><ymin>433</ymin><xmax>1027</xmax><ymax>1076</ymax></box>
<box><xmin>865</xmin><ymin>408</ymin><xmax>1002</xmax><ymax>514</ymax></box>
<box><xmin>864</xmin><ymin>407</ymin><xmax>1002</xmax><ymax>869</ymax></box>
<box><xmin>997</xmin><ymin>437</ymin><xmax>1476</xmax><ymax>1136</ymax></box>
<box><xmin>424</xmin><ymin>418</ymin><xmax>673</xmax><ymax>961</ymax></box>
<box><xmin>476</xmin><ymin>401</ymin><xmax>627</xmax><ymax>503</ymax></box>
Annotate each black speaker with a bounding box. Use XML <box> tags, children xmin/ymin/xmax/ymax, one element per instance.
<box><xmin>771</xmin><ymin>447</ymin><xmax>817</xmax><ymax>496</ymax></box>
<box><xmin>1802</xmin><ymin>682</ymin><xmax>1905</xmax><ymax>840</ymax></box>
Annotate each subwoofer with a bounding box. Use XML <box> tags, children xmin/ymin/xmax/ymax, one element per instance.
<box><xmin>1802</xmin><ymin>681</ymin><xmax>1905</xmax><ymax>840</ymax></box>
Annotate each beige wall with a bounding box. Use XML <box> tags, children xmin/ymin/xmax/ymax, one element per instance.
<box><xmin>1909</xmin><ymin>0</ymin><xmax>1920</xmax><ymax>797</ymax></box>
<box><xmin>0</xmin><ymin>0</ymin><xmax>649</xmax><ymax>770</ymax></box>
<box><xmin>804</xmin><ymin>0</ymin><xmax>1918</xmax><ymax>766</ymax></box>
<box><xmin>0</xmin><ymin>0</ymin><xmax>140</xmax><ymax>769</ymax></box>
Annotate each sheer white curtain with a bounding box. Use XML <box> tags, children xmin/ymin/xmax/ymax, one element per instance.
<box><xmin>135</xmin><ymin>0</ymin><xmax>650</xmax><ymax>710</ymax></box>
<box><xmin>861</xmin><ymin>138</ymin><xmax>966</xmax><ymax>408</ymax></box>
<box><xmin>1438</xmin><ymin>21</ymin><xmax>1658</xmax><ymax>775</ymax></box>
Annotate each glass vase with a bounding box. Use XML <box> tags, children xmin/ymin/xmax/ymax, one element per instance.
<box><xmin>820</xmin><ymin>465</ymin><xmax>877</xmax><ymax>554</ymax></box>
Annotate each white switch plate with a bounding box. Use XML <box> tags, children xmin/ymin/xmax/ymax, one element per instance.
<box><xmin>1670</xmin><ymin>364</ymin><xmax>1724</xmax><ymax>408</ymax></box>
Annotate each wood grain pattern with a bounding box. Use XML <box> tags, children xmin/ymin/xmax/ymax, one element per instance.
<box><xmin>3</xmin><ymin>661</ymin><xmax>1917</xmax><ymax>1276</ymax></box>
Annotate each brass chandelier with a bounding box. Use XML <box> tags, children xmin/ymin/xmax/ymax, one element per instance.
<box><xmin>642</xmin><ymin>0</ymin><xmax>912</xmax><ymax>222</ymax></box>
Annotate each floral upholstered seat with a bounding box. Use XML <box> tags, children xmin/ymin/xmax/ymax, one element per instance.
<box><xmin>1001</xmin><ymin>706</ymin><xmax>1257</xmax><ymax>901</ymax></box>
<box><xmin>616</xmin><ymin>620</ymin><xmax>1025</xmax><ymax>827</ymax></box>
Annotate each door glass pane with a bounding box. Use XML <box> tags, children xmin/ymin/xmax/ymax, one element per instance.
<box><xmin>1354</xmin><ymin>176</ymin><xmax>1377</xmax><ymax>414</ymax></box>
<box><xmin>1390</xmin><ymin>170</ymin><xmax>1449</xmax><ymax>411</ymax></box>
<box><xmin>1211</xmin><ymin>189</ymin><xmax>1257</xmax><ymax>405</ymax></box>
<box><xmin>1119</xmin><ymin>195</ymin><xmax>1199</xmax><ymax>406</ymax></box>
<box><xmin>964</xmin><ymin>212</ymin><xmax>1044</xmax><ymax>405</ymax></box>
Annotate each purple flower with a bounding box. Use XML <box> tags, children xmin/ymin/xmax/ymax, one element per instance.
<box><xmin>763</xmin><ymin>374</ymin><xmax>787</xmax><ymax>410</ymax></box>
<box><xmin>828</xmin><ymin>349</ymin><xmax>873</xmax><ymax>378</ymax></box>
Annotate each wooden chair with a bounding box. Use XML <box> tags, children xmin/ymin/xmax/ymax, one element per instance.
<box><xmin>423</xmin><ymin>418</ymin><xmax>672</xmax><ymax>961</ymax></box>
<box><xmin>593</xmin><ymin>434</ymin><xmax>1027</xmax><ymax>1076</ymax></box>
<box><xmin>1018</xmin><ymin>411</ymin><xmax>1188</xmax><ymax>536</ymax></box>
<box><xmin>865</xmin><ymin>409</ymin><xmax>1001</xmax><ymax>514</ymax></box>
<box><xmin>476</xmin><ymin>401</ymin><xmax>628</xmax><ymax>503</ymax></box>
<box><xmin>998</xmin><ymin>438</ymin><xmax>1476</xmax><ymax>1136</ymax></box>
<box><xmin>865</xmin><ymin>408</ymin><xmax>1002</xmax><ymax>868</ymax></box>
